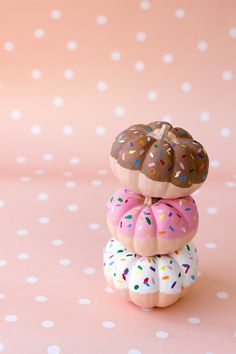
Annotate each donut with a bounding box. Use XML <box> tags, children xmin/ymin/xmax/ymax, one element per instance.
<box><xmin>107</xmin><ymin>188</ymin><xmax>199</xmax><ymax>256</ymax></box>
<box><xmin>103</xmin><ymin>238</ymin><xmax>198</xmax><ymax>308</ymax></box>
<box><xmin>110</xmin><ymin>121</ymin><xmax>209</xmax><ymax>198</ymax></box>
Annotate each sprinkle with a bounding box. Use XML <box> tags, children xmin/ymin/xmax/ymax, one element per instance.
<box><xmin>120</xmin><ymin>221</ymin><xmax>122</xmax><ymax>228</ymax></box>
<box><xmin>145</xmin><ymin>217</ymin><xmax>151</xmax><ymax>225</ymax></box>
<box><xmin>186</xmin><ymin>244</ymin><xmax>190</xmax><ymax>251</ymax></box>
<box><xmin>117</xmin><ymin>249</ymin><xmax>124</xmax><ymax>253</ymax></box>
<box><xmin>182</xmin><ymin>154</ymin><xmax>187</xmax><ymax>158</ymax></box>
<box><xmin>154</xmin><ymin>144</ymin><xmax>158</xmax><ymax>148</ymax></box>
<box><xmin>171</xmin><ymin>281</ymin><xmax>177</xmax><ymax>289</ymax></box>
<box><xmin>129</xmin><ymin>150</ymin><xmax>136</xmax><ymax>154</ymax></box>
<box><xmin>125</xmin><ymin>199</ymin><xmax>129</xmax><ymax>203</ymax></box>
<box><xmin>150</xmin><ymin>170</ymin><xmax>156</xmax><ymax>176</ymax></box>
<box><xmin>175</xmin><ymin>170</ymin><xmax>181</xmax><ymax>177</ymax></box>
<box><xmin>110</xmin><ymin>196</ymin><xmax>114</xmax><ymax>203</ymax></box>
<box><xmin>130</xmin><ymin>141</ymin><xmax>134</xmax><ymax>147</ymax></box>
<box><xmin>149</xmin><ymin>152</ymin><xmax>154</xmax><ymax>158</ymax></box>
<box><xmin>143</xmin><ymin>277</ymin><xmax>149</xmax><ymax>284</ymax></box>
<box><xmin>139</xmin><ymin>139</ymin><xmax>145</xmax><ymax>146</ymax></box>
<box><xmin>122</xmin><ymin>153</ymin><xmax>125</xmax><ymax>161</ymax></box>
<box><xmin>168</xmin><ymin>165</ymin><xmax>173</xmax><ymax>171</ymax></box>
<box><xmin>158</xmin><ymin>149</ymin><xmax>163</xmax><ymax>157</ymax></box>
<box><xmin>162</xmin><ymin>276</ymin><xmax>169</xmax><ymax>280</ymax></box>
<box><xmin>134</xmin><ymin>285</ymin><xmax>139</xmax><ymax>290</ymax></box>
<box><xmin>178</xmin><ymin>272</ymin><xmax>181</xmax><ymax>277</ymax></box>
<box><xmin>182</xmin><ymin>264</ymin><xmax>190</xmax><ymax>274</ymax></box>
<box><xmin>139</xmin><ymin>149</ymin><xmax>145</xmax><ymax>155</ymax></box>
<box><xmin>191</xmin><ymin>275</ymin><xmax>195</xmax><ymax>280</ymax></box>
<box><xmin>169</xmin><ymin>225</ymin><xmax>174</xmax><ymax>231</ymax></box>
<box><xmin>158</xmin><ymin>231</ymin><xmax>166</xmax><ymax>235</ymax></box>
<box><xmin>118</xmin><ymin>197</ymin><xmax>123</xmax><ymax>202</ymax></box>
<box><xmin>180</xmin><ymin>162</ymin><xmax>185</xmax><ymax>169</ymax></box>
<box><xmin>122</xmin><ymin>273</ymin><xmax>126</xmax><ymax>281</ymax></box>
<box><xmin>179</xmin><ymin>175</ymin><xmax>188</xmax><ymax>181</ymax></box>
<box><xmin>166</xmin><ymin>148</ymin><xmax>171</xmax><ymax>155</ymax></box>
<box><xmin>124</xmin><ymin>215</ymin><xmax>132</xmax><ymax>219</ymax></box>
<box><xmin>185</xmin><ymin>208</ymin><xmax>191</xmax><ymax>212</ymax></box>
<box><xmin>168</xmin><ymin>212</ymin><xmax>172</xmax><ymax>217</ymax></box>
<box><xmin>148</xmin><ymin>162</ymin><xmax>156</xmax><ymax>167</ymax></box>
<box><xmin>133</xmin><ymin>159</ymin><xmax>140</xmax><ymax>166</ymax></box>
<box><xmin>137</xmin><ymin>265</ymin><xmax>143</xmax><ymax>270</ymax></box>
<box><xmin>126</xmin><ymin>254</ymin><xmax>133</xmax><ymax>257</ymax></box>
<box><xmin>159</xmin><ymin>265</ymin><xmax>166</xmax><ymax>270</ymax></box>
<box><xmin>159</xmin><ymin>213</ymin><xmax>165</xmax><ymax>220</ymax></box>
<box><xmin>189</xmin><ymin>168</ymin><xmax>194</xmax><ymax>173</ymax></box>
<box><xmin>116</xmin><ymin>280</ymin><xmax>123</xmax><ymax>284</ymax></box>
<box><xmin>146</xmin><ymin>127</ymin><xmax>152</xmax><ymax>133</ymax></box>
<box><xmin>137</xmin><ymin>225</ymin><xmax>142</xmax><ymax>231</ymax></box>
<box><xmin>150</xmin><ymin>266</ymin><xmax>155</xmax><ymax>272</ymax></box>
<box><xmin>124</xmin><ymin>268</ymin><xmax>129</xmax><ymax>275</ymax></box>
<box><xmin>127</xmin><ymin>223</ymin><xmax>132</xmax><ymax>227</ymax></box>
<box><xmin>160</xmin><ymin>159</ymin><xmax>165</xmax><ymax>165</ymax></box>
<box><xmin>119</xmin><ymin>139</ymin><xmax>125</xmax><ymax>143</ymax></box>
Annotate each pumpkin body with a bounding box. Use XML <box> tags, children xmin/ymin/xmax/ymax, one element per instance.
<box><xmin>110</xmin><ymin>121</ymin><xmax>209</xmax><ymax>198</ymax></box>
<box><xmin>103</xmin><ymin>238</ymin><xmax>198</xmax><ymax>308</ymax></box>
<box><xmin>107</xmin><ymin>188</ymin><xmax>198</xmax><ymax>256</ymax></box>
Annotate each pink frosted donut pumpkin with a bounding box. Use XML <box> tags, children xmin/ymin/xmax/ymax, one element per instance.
<box><xmin>107</xmin><ymin>188</ymin><xmax>198</xmax><ymax>256</ymax></box>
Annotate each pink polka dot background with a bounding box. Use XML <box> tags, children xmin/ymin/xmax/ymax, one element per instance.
<box><xmin>0</xmin><ymin>1</ymin><xmax>236</xmax><ymax>353</ymax></box>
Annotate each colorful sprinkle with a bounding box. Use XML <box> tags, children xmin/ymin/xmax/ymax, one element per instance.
<box><xmin>158</xmin><ymin>231</ymin><xmax>166</xmax><ymax>235</ymax></box>
<box><xmin>186</xmin><ymin>244</ymin><xmax>190</xmax><ymax>251</ymax></box>
<box><xmin>133</xmin><ymin>159</ymin><xmax>140</xmax><ymax>166</ymax></box>
<box><xmin>182</xmin><ymin>264</ymin><xmax>190</xmax><ymax>274</ymax></box>
<box><xmin>148</xmin><ymin>162</ymin><xmax>156</xmax><ymax>167</ymax></box>
<box><xmin>185</xmin><ymin>208</ymin><xmax>191</xmax><ymax>212</ymax></box>
<box><xmin>124</xmin><ymin>268</ymin><xmax>129</xmax><ymax>275</ymax></box>
<box><xmin>124</xmin><ymin>215</ymin><xmax>132</xmax><ymax>219</ymax></box>
<box><xmin>137</xmin><ymin>265</ymin><xmax>143</xmax><ymax>270</ymax></box>
<box><xmin>129</xmin><ymin>149</ymin><xmax>136</xmax><ymax>154</ymax></box>
<box><xmin>159</xmin><ymin>213</ymin><xmax>165</xmax><ymax>220</ymax></box>
<box><xmin>145</xmin><ymin>217</ymin><xmax>151</xmax><ymax>225</ymax></box>
<box><xmin>150</xmin><ymin>266</ymin><xmax>155</xmax><ymax>272</ymax></box>
<box><xmin>134</xmin><ymin>285</ymin><xmax>139</xmax><ymax>290</ymax></box>
<box><xmin>171</xmin><ymin>281</ymin><xmax>177</xmax><ymax>289</ymax></box>
<box><xmin>169</xmin><ymin>225</ymin><xmax>174</xmax><ymax>231</ymax></box>
<box><xmin>160</xmin><ymin>159</ymin><xmax>165</xmax><ymax>165</ymax></box>
<box><xmin>162</xmin><ymin>276</ymin><xmax>169</xmax><ymax>280</ymax></box>
<box><xmin>118</xmin><ymin>197</ymin><xmax>123</xmax><ymax>202</ymax></box>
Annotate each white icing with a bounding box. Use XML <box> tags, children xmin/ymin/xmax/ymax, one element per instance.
<box><xmin>103</xmin><ymin>238</ymin><xmax>198</xmax><ymax>295</ymax></box>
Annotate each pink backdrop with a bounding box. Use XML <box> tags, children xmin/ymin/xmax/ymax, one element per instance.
<box><xmin>0</xmin><ymin>1</ymin><xmax>236</xmax><ymax>353</ymax></box>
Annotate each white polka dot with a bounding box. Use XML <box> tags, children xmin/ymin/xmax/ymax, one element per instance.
<box><xmin>53</xmin><ymin>97</ymin><xmax>63</xmax><ymax>107</ymax></box>
<box><xmin>98</xmin><ymin>169</ymin><xmax>108</xmax><ymax>175</ymax></box>
<box><xmin>0</xmin><ymin>293</ymin><xmax>5</xmax><ymax>300</ymax></box>
<box><xmin>0</xmin><ymin>200</ymin><xmax>5</xmax><ymax>208</ymax></box>
<box><xmin>4</xmin><ymin>315</ymin><xmax>17</xmax><ymax>322</ymax></box>
<box><xmin>17</xmin><ymin>228</ymin><xmax>28</xmax><ymax>236</ymax></box>
<box><xmin>34</xmin><ymin>28</ymin><xmax>45</xmax><ymax>38</ymax></box>
<box><xmin>0</xmin><ymin>342</ymin><xmax>4</xmax><ymax>352</ymax></box>
<box><xmin>41</xmin><ymin>320</ymin><xmax>55</xmax><ymax>328</ymax></box>
<box><xmin>128</xmin><ymin>350</ymin><xmax>141</xmax><ymax>354</ymax></box>
<box><xmin>35</xmin><ymin>295</ymin><xmax>48</xmax><ymax>303</ymax></box>
<box><xmin>26</xmin><ymin>276</ymin><xmax>38</xmax><ymax>284</ymax></box>
<box><xmin>31</xmin><ymin>125</ymin><xmax>42</xmax><ymax>135</ymax></box>
<box><xmin>205</xmin><ymin>242</ymin><xmax>216</xmax><ymax>249</ymax></box>
<box><xmin>111</xmin><ymin>51</ymin><xmax>121</xmax><ymax>61</ymax></box>
<box><xmin>162</xmin><ymin>54</ymin><xmax>173</xmax><ymax>63</ymax></box>
<box><xmin>89</xmin><ymin>223</ymin><xmax>100</xmax><ymax>230</ymax></box>
<box><xmin>175</xmin><ymin>8</ymin><xmax>185</xmax><ymax>18</ymax></box>
<box><xmin>147</xmin><ymin>90</ymin><xmax>158</xmax><ymax>101</ymax></box>
<box><xmin>79</xmin><ymin>298</ymin><xmax>91</xmax><ymax>305</ymax></box>
<box><xmin>63</xmin><ymin>125</ymin><xmax>73</xmax><ymax>136</ymax></box>
<box><xmin>67</xmin><ymin>40</ymin><xmax>77</xmax><ymax>51</ymax></box>
<box><xmin>32</xmin><ymin>69</ymin><xmax>42</xmax><ymax>79</ymax></box>
<box><xmin>95</xmin><ymin>126</ymin><xmax>106</xmax><ymax>136</ymax></box>
<box><xmin>105</xmin><ymin>286</ymin><xmax>114</xmax><ymax>293</ymax></box>
<box><xmin>136</xmin><ymin>31</ymin><xmax>146</xmax><ymax>42</ymax></box>
<box><xmin>0</xmin><ymin>259</ymin><xmax>7</xmax><ymax>267</ymax></box>
<box><xmin>63</xmin><ymin>172</ymin><xmax>73</xmax><ymax>177</ymax></box>
<box><xmin>20</xmin><ymin>176</ymin><xmax>31</xmax><ymax>183</ymax></box>
<box><xmin>216</xmin><ymin>291</ymin><xmax>229</xmax><ymax>300</ymax></box>
<box><xmin>65</xmin><ymin>181</ymin><xmax>76</xmax><ymax>188</ymax></box>
<box><xmin>64</xmin><ymin>69</ymin><xmax>75</xmax><ymax>79</ymax></box>
<box><xmin>16</xmin><ymin>156</ymin><xmax>27</xmax><ymax>164</ymax></box>
<box><xmin>162</xmin><ymin>115</ymin><xmax>172</xmax><ymax>123</ymax></box>
<box><xmin>155</xmin><ymin>330</ymin><xmax>169</xmax><ymax>339</ymax></box>
<box><xmin>205</xmin><ymin>352</ymin><xmax>213</xmax><ymax>354</ymax></box>
<box><xmin>70</xmin><ymin>157</ymin><xmax>80</xmax><ymax>165</ymax></box>
<box><xmin>43</xmin><ymin>154</ymin><xmax>53</xmax><ymax>161</ymax></box>
<box><xmin>3</xmin><ymin>41</ymin><xmax>14</xmax><ymax>51</ymax></box>
<box><xmin>59</xmin><ymin>258</ymin><xmax>71</xmax><ymax>266</ymax></box>
<box><xmin>197</xmin><ymin>41</ymin><xmax>208</xmax><ymax>51</ymax></box>
<box><xmin>38</xmin><ymin>216</ymin><xmax>50</xmax><ymax>224</ymax></box>
<box><xmin>187</xmin><ymin>316</ymin><xmax>200</xmax><ymax>324</ymax></box>
<box><xmin>34</xmin><ymin>169</ymin><xmax>44</xmax><ymax>175</ymax></box>
<box><xmin>11</xmin><ymin>109</ymin><xmax>22</xmax><ymax>120</ymax></box>
<box><xmin>229</xmin><ymin>28</ymin><xmax>236</xmax><ymax>38</ymax></box>
<box><xmin>181</xmin><ymin>82</ymin><xmax>192</xmax><ymax>93</ymax></box>
<box><xmin>51</xmin><ymin>10</ymin><xmax>61</xmax><ymax>20</ymax></box>
<box><xmin>222</xmin><ymin>70</ymin><xmax>233</xmax><ymax>81</ymax></box>
<box><xmin>207</xmin><ymin>207</ymin><xmax>218</xmax><ymax>215</ymax></box>
<box><xmin>52</xmin><ymin>239</ymin><xmax>64</xmax><ymax>246</ymax></box>
<box><xmin>37</xmin><ymin>193</ymin><xmax>48</xmax><ymax>201</ymax></box>
<box><xmin>47</xmin><ymin>345</ymin><xmax>61</xmax><ymax>354</ymax></box>
<box><xmin>200</xmin><ymin>112</ymin><xmax>210</xmax><ymax>122</ymax></box>
<box><xmin>226</xmin><ymin>181</ymin><xmax>236</xmax><ymax>187</ymax></box>
<box><xmin>96</xmin><ymin>15</ymin><xmax>107</xmax><ymax>25</ymax></box>
<box><xmin>91</xmin><ymin>179</ymin><xmax>102</xmax><ymax>186</ymax></box>
<box><xmin>134</xmin><ymin>61</ymin><xmax>145</xmax><ymax>71</ymax></box>
<box><xmin>102</xmin><ymin>321</ymin><xmax>115</xmax><ymax>329</ymax></box>
<box><xmin>210</xmin><ymin>160</ymin><xmax>220</xmax><ymax>168</ymax></box>
<box><xmin>17</xmin><ymin>252</ymin><xmax>29</xmax><ymax>260</ymax></box>
<box><xmin>84</xmin><ymin>267</ymin><xmax>96</xmax><ymax>275</ymax></box>
<box><xmin>97</xmin><ymin>81</ymin><xmax>108</xmax><ymax>91</ymax></box>
<box><xmin>114</xmin><ymin>105</ymin><xmax>126</xmax><ymax>117</ymax></box>
<box><xmin>220</xmin><ymin>127</ymin><xmax>231</xmax><ymax>137</ymax></box>
<box><xmin>67</xmin><ymin>204</ymin><xmax>78</xmax><ymax>212</ymax></box>
<box><xmin>140</xmin><ymin>1</ymin><xmax>151</xmax><ymax>10</ymax></box>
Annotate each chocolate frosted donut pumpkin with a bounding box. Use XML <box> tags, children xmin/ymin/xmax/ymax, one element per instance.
<box><xmin>107</xmin><ymin>188</ymin><xmax>199</xmax><ymax>256</ymax></box>
<box><xmin>103</xmin><ymin>238</ymin><xmax>198</xmax><ymax>308</ymax></box>
<box><xmin>110</xmin><ymin>121</ymin><xmax>209</xmax><ymax>198</ymax></box>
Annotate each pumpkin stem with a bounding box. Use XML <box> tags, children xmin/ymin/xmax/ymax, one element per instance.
<box><xmin>144</xmin><ymin>196</ymin><xmax>153</xmax><ymax>205</ymax></box>
<box><xmin>147</xmin><ymin>123</ymin><xmax>171</xmax><ymax>140</ymax></box>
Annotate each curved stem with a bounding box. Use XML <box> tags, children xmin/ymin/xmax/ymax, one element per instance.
<box><xmin>144</xmin><ymin>196</ymin><xmax>153</xmax><ymax>205</ymax></box>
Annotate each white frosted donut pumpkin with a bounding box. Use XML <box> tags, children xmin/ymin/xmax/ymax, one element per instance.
<box><xmin>103</xmin><ymin>238</ymin><xmax>198</xmax><ymax>308</ymax></box>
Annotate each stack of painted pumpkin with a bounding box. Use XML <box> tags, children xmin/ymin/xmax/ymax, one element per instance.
<box><xmin>103</xmin><ymin>121</ymin><xmax>209</xmax><ymax>308</ymax></box>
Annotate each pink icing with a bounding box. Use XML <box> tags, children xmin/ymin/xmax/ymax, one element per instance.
<box><xmin>107</xmin><ymin>188</ymin><xmax>198</xmax><ymax>240</ymax></box>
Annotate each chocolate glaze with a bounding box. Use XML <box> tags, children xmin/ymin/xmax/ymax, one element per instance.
<box><xmin>110</xmin><ymin>121</ymin><xmax>209</xmax><ymax>188</ymax></box>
